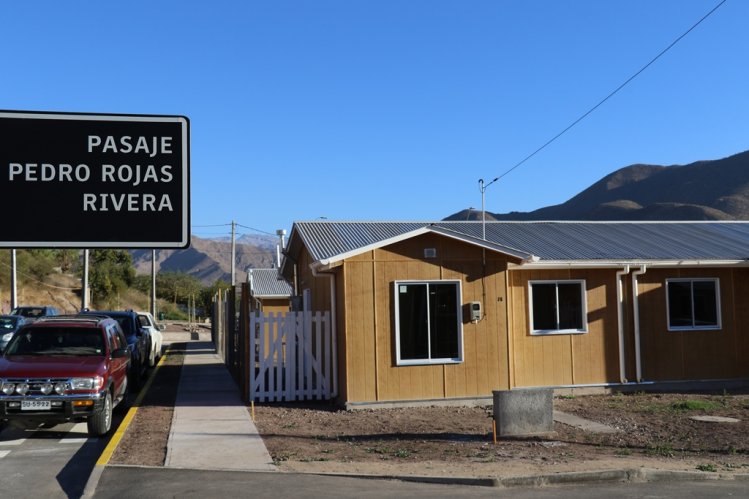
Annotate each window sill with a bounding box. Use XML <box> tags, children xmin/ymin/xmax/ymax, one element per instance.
<box><xmin>667</xmin><ymin>326</ymin><xmax>721</xmax><ymax>332</ymax></box>
<box><xmin>530</xmin><ymin>329</ymin><xmax>588</xmax><ymax>336</ymax></box>
<box><xmin>396</xmin><ymin>359</ymin><xmax>463</xmax><ymax>366</ymax></box>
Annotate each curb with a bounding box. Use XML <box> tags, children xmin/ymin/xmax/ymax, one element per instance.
<box><xmin>306</xmin><ymin>468</ymin><xmax>749</xmax><ymax>489</ymax></box>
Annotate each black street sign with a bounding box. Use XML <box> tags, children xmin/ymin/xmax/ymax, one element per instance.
<box><xmin>0</xmin><ymin>111</ymin><xmax>190</xmax><ymax>248</ymax></box>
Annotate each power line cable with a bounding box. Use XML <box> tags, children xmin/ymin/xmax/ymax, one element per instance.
<box><xmin>491</xmin><ymin>0</ymin><xmax>727</xmax><ymax>185</ymax></box>
<box><xmin>236</xmin><ymin>223</ymin><xmax>277</xmax><ymax>236</ymax></box>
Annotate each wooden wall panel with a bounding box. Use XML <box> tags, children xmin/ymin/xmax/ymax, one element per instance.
<box><xmin>258</xmin><ymin>298</ymin><xmax>290</xmax><ymax>316</ymax></box>
<box><xmin>733</xmin><ymin>269</ymin><xmax>749</xmax><ymax>378</ymax></box>
<box><xmin>637</xmin><ymin>268</ymin><xmax>741</xmax><ymax>381</ymax></box>
<box><xmin>509</xmin><ymin>268</ymin><xmax>620</xmax><ymax>387</ymax></box>
<box><xmin>340</xmin><ymin>233</ymin><xmax>510</xmax><ymax>402</ymax></box>
<box><xmin>343</xmin><ymin>259</ymin><xmax>377</xmax><ymax>402</ymax></box>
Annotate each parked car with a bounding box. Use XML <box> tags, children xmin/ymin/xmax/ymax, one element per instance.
<box><xmin>137</xmin><ymin>312</ymin><xmax>164</xmax><ymax>367</ymax></box>
<box><xmin>79</xmin><ymin>310</ymin><xmax>151</xmax><ymax>390</ymax></box>
<box><xmin>0</xmin><ymin>315</ymin><xmax>26</xmax><ymax>352</ymax></box>
<box><xmin>10</xmin><ymin>306</ymin><xmax>60</xmax><ymax>322</ymax></box>
<box><xmin>0</xmin><ymin>315</ymin><xmax>130</xmax><ymax>436</ymax></box>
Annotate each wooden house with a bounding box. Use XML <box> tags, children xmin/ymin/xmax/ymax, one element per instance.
<box><xmin>280</xmin><ymin>221</ymin><xmax>749</xmax><ymax>407</ymax></box>
<box><xmin>248</xmin><ymin>268</ymin><xmax>292</xmax><ymax>314</ymax></box>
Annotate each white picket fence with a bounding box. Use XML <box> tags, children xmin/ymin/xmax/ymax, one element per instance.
<box><xmin>249</xmin><ymin>310</ymin><xmax>336</xmax><ymax>402</ymax></box>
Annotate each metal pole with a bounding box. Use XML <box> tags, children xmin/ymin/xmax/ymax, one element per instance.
<box><xmin>151</xmin><ymin>249</ymin><xmax>157</xmax><ymax>318</ymax></box>
<box><xmin>478</xmin><ymin>177</ymin><xmax>498</xmax><ymax>241</ymax></box>
<box><xmin>480</xmin><ymin>179</ymin><xmax>486</xmax><ymax>240</ymax></box>
<box><xmin>231</xmin><ymin>220</ymin><xmax>236</xmax><ymax>287</ymax></box>
<box><xmin>10</xmin><ymin>249</ymin><xmax>17</xmax><ymax>310</ymax></box>
<box><xmin>82</xmin><ymin>249</ymin><xmax>89</xmax><ymax>311</ymax></box>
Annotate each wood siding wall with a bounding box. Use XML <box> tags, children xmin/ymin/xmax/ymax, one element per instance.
<box><xmin>636</xmin><ymin>268</ymin><xmax>749</xmax><ymax>381</ymax></box>
<box><xmin>253</xmin><ymin>298</ymin><xmax>290</xmax><ymax>316</ymax></box>
<box><xmin>340</xmin><ymin>233</ymin><xmax>512</xmax><ymax>403</ymax></box>
<box><xmin>508</xmin><ymin>269</ymin><xmax>621</xmax><ymax>387</ymax></box>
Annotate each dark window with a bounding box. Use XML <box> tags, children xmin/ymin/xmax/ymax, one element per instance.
<box><xmin>667</xmin><ymin>279</ymin><xmax>720</xmax><ymax>330</ymax></box>
<box><xmin>4</xmin><ymin>327</ymin><xmax>104</xmax><ymax>356</ymax></box>
<box><xmin>396</xmin><ymin>281</ymin><xmax>461</xmax><ymax>363</ymax></box>
<box><xmin>530</xmin><ymin>281</ymin><xmax>586</xmax><ymax>333</ymax></box>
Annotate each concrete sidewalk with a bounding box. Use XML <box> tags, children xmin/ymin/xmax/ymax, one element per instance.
<box><xmin>163</xmin><ymin>340</ymin><xmax>276</xmax><ymax>472</ymax></box>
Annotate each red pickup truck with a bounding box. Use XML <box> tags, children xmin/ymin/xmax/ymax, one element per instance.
<box><xmin>0</xmin><ymin>316</ymin><xmax>130</xmax><ymax>436</ymax></box>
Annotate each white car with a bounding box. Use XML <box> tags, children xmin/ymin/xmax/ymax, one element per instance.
<box><xmin>137</xmin><ymin>312</ymin><xmax>164</xmax><ymax>367</ymax></box>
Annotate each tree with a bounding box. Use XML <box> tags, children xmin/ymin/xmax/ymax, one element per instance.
<box><xmin>156</xmin><ymin>271</ymin><xmax>201</xmax><ymax>305</ymax></box>
<box><xmin>55</xmin><ymin>249</ymin><xmax>79</xmax><ymax>273</ymax></box>
<box><xmin>88</xmin><ymin>250</ymin><xmax>136</xmax><ymax>308</ymax></box>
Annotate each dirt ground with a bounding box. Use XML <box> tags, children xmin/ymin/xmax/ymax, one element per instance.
<box><xmin>111</xmin><ymin>340</ymin><xmax>749</xmax><ymax>478</ymax></box>
<box><xmin>109</xmin><ymin>342</ymin><xmax>186</xmax><ymax>466</ymax></box>
<box><xmin>252</xmin><ymin>393</ymin><xmax>749</xmax><ymax>478</ymax></box>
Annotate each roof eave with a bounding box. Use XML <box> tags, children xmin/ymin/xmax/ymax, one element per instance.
<box><xmin>509</xmin><ymin>259</ymin><xmax>749</xmax><ymax>269</ymax></box>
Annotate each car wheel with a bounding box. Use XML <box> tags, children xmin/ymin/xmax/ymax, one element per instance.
<box><xmin>87</xmin><ymin>392</ymin><xmax>112</xmax><ymax>437</ymax></box>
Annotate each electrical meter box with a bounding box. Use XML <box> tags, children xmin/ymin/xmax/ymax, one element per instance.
<box><xmin>469</xmin><ymin>301</ymin><xmax>482</xmax><ymax>321</ymax></box>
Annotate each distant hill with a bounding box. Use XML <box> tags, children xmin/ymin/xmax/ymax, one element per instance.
<box><xmin>446</xmin><ymin>149</ymin><xmax>749</xmax><ymax>221</ymax></box>
<box><xmin>131</xmin><ymin>235</ymin><xmax>276</xmax><ymax>286</ymax></box>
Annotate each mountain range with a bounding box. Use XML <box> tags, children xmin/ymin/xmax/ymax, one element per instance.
<box><xmin>447</xmin><ymin>149</ymin><xmax>749</xmax><ymax>221</ymax></box>
<box><xmin>131</xmin><ymin>235</ymin><xmax>278</xmax><ymax>285</ymax></box>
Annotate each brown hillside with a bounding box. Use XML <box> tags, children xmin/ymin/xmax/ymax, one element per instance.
<box><xmin>445</xmin><ymin>149</ymin><xmax>749</xmax><ymax>221</ymax></box>
<box><xmin>131</xmin><ymin>235</ymin><xmax>276</xmax><ymax>285</ymax></box>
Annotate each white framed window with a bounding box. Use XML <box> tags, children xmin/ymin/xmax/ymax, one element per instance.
<box><xmin>394</xmin><ymin>280</ymin><xmax>463</xmax><ymax>365</ymax></box>
<box><xmin>528</xmin><ymin>280</ymin><xmax>587</xmax><ymax>335</ymax></box>
<box><xmin>666</xmin><ymin>278</ymin><xmax>721</xmax><ymax>331</ymax></box>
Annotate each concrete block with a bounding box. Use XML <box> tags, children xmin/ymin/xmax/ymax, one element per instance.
<box><xmin>493</xmin><ymin>388</ymin><xmax>553</xmax><ymax>437</ymax></box>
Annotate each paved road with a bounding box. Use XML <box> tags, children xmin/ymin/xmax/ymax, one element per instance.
<box><xmin>0</xmin><ymin>419</ymin><xmax>121</xmax><ymax>498</ymax></box>
<box><xmin>92</xmin><ymin>467</ymin><xmax>749</xmax><ymax>499</ymax></box>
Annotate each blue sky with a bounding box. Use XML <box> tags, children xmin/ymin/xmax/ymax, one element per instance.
<box><xmin>1</xmin><ymin>1</ymin><xmax>747</xmax><ymax>240</ymax></box>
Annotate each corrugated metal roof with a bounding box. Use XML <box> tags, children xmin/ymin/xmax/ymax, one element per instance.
<box><xmin>249</xmin><ymin>268</ymin><xmax>293</xmax><ymax>297</ymax></box>
<box><xmin>291</xmin><ymin>221</ymin><xmax>749</xmax><ymax>264</ymax></box>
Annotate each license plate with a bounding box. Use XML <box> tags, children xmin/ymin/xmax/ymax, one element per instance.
<box><xmin>21</xmin><ymin>400</ymin><xmax>51</xmax><ymax>411</ymax></box>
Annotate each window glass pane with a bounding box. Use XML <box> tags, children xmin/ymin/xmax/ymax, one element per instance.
<box><xmin>429</xmin><ymin>283</ymin><xmax>459</xmax><ymax>359</ymax></box>
<box><xmin>398</xmin><ymin>284</ymin><xmax>429</xmax><ymax>360</ymax></box>
<box><xmin>531</xmin><ymin>283</ymin><xmax>557</xmax><ymax>330</ymax></box>
<box><xmin>668</xmin><ymin>281</ymin><xmax>694</xmax><ymax>327</ymax></box>
<box><xmin>692</xmin><ymin>281</ymin><xmax>718</xmax><ymax>327</ymax></box>
<box><xmin>557</xmin><ymin>283</ymin><xmax>583</xmax><ymax>330</ymax></box>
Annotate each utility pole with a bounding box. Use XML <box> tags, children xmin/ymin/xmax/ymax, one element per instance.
<box><xmin>82</xmin><ymin>249</ymin><xmax>89</xmax><ymax>310</ymax></box>
<box><xmin>151</xmin><ymin>249</ymin><xmax>157</xmax><ymax>318</ymax></box>
<box><xmin>10</xmin><ymin>249</ymin><xmax>17</xmax><ymax>310</ymax></box>
<box><xmin>231</xmin><ymin>220</ymin><xmax>236</xmax><ymax>287</ymax></box>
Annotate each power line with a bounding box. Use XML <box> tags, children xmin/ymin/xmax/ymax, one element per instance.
<box><xmin>191</xmin><ymin>222</ymin><xmax>277</xmax><ymax>237</ymax></box>
<box><xmin>494</xmin><ymin>0</ymin><xmax>727</xmax><ymax>182</ymax></box>
<box><xmin>236</xmin><ymin>223</ymin><xmax>277</xmax><ymax>236</ymax></box>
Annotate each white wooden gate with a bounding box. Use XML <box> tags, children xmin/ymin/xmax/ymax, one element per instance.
<box><xmin>249</xmin><ymin>311</ymin><xmax>336</xmax><ymax>402</ymax></box>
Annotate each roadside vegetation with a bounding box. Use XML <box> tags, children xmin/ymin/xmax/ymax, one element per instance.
<box><xmin>0</xmin><ymin>249</ymin><xmax>229</xmax><ymax>319</ymax></box>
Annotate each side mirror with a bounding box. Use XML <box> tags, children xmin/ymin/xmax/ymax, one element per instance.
<box><xmin>158</xmin><ymin>324</ymin><xmax>166</xmax><ymax>331</ymax></box>
<box><xmin>112</xmin><ymin>347</ymin><xmax>130</xmax><ymax>359</ymax></box>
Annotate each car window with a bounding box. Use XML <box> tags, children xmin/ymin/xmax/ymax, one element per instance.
<box><xmin>12</xmin><ymin>307</ymin><xmax>45</xmax><ymax>318</ymax></box>
<box><xmin>5</xmin><ymin>327</ymin><xmax>104</xmax><ymax>356</ymax></box>
<box><xmin>0</xmin><ymin>317</ymin><xmax>18</xmax><ymax>329</ymax></box>
<box><xmin>113</xmin><ymin>316</ymin><xmax>134</xmax><ymax>335</ymax></box>
<box><xmin>138</xmin><ymin>315</ymin><xmax>150</xmax><ymax>328</ymax></box>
